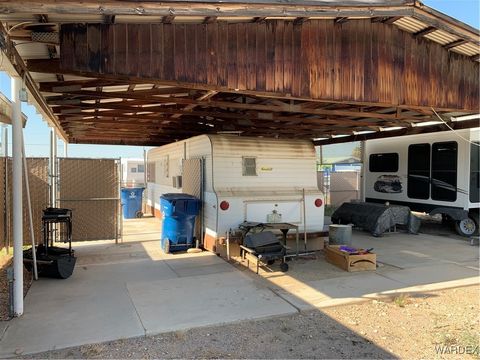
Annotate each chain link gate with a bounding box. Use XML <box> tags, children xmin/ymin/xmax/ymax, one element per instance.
<box><xmin>57</xmin><ymin>158</ymin><xmax>121</xmax><ymax>242</ymax></box>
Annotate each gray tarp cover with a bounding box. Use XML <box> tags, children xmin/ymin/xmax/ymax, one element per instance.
<box><xmin>331</xmin><ymin>202</ymin><xmax>421</xmax><ymax>236</ymax></box>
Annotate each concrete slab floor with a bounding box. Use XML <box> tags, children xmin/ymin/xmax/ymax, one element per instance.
<box><xmin>1</xmin><ymin>218</ymin><xmax>479</xmax><ymax>357</ymax></box>
<box><xmin>0</xmin><ymin>218</ymin><xmax>297</xmax><ymax>357</ymax></box>
<box><xmin>234</xmin><ymin>229</ymin><xmax>479</xmax><ymax>311</ymax></box>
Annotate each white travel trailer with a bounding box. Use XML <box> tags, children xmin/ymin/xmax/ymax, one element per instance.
<box><xmin>146</xmin><ymin>135</ymin><xmax>325</xmax><ymax>245</ymax></box>
<box><xmin>364</xmin><ymin>128</ymin><xmax>479</xmax><ymax>236</ymax></box>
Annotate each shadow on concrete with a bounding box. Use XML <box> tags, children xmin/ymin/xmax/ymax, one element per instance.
<box><xmin>1</xmin><ymin>218</ymin><xmax>477</xmax><ymax>358</ymax></box>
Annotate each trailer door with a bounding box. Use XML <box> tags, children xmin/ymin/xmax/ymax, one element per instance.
<box><xmin>431</xmin><ymin>141</ymin><xmax>457</xmax><ymax>202</ymax></box>
<box><xmin>470</xmin><ymin>142</ymin><xmax>480</xmax><ymax>204</ymax></box>
<box><xmin>408</xmin><ymin>143</ymin><xmax>430</xmax><ymax>199</ymax></box>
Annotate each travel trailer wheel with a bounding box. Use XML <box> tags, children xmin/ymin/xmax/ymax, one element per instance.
<box><xmin>455</xmin><ymin>218</ymin><xmax>477</xmax><ymax>237</ymax></box>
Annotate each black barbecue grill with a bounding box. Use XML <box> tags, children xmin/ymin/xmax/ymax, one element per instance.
<box><xmin>23</xmin><ymin>207</ymin><xmax>76</xmax><ymax>279</ymax></box>
<box><xmin>240</xmin><ymin>231</ymin><xmax>289</xmax><ymax>273</ymax></box>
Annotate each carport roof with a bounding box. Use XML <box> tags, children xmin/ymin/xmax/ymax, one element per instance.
<box><xmin>0</xmin><ymin>0</ymin><xmax>478</xmax><ymax>146</ymax></box>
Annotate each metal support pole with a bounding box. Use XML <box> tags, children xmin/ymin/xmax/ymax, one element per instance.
<box><xmin>63</xmin><ymin>141</ymin><xmax>68</xmax><ymax>158</ymax></box>
<box><xmin>49</xmin><ymin>129</ymin><xmax>57</xmax><ymax>207</ymax></box>
<box><xmin>2</xmin><ymin>126</ymin><xmax>9</xmax><ymax>254</ymax></box>
<box><xmin>22</xmin><ymin>134</ymin><xmax>38</xmax><ymax>280</ymax></box>
<box><xmin>1</xmin><ymin>126</ymin><xmax>8</xmax><ymax>157</ymax></box>
<box><xmin>360</xmin><ymin>140</ymin><xmax>366</xmax><ymax>202</ymax></box>
<box><xmin>11</xmin><ymin>75</ymin><xmax>23</xmax><ymax>316</ymax></box>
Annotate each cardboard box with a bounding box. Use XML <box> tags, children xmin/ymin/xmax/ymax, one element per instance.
<box><xmin>325</xmin><ymin>245</ymin><xmax>376</xmax><ymax>272</ymax></box>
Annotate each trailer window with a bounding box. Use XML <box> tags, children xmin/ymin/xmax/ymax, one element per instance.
<box><xmin>242</xmin><ymin>157</ymin><xmax>257</xmax><ymax>176</ymax></box>
<box><xmin>470</xmin><ymin>142</ymin><xmax>480</xmax><ymax>203</ymax></box>
<box><xmin>408</xmin><ymin>143</ymin><xmax>430</xmax><ymax>199</ymax></box>
<box><xmin>431</xmin><ymin>141</ymin><xmax>457</xmax><ymax>202</ymax></box>
<box><xmin>369</xmin><ymin>153</ymin><xmax>398</xmax><ymax>172</ymax></box>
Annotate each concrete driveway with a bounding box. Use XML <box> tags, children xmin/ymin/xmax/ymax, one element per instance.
<box><xmin>0</xmin><ymin>218</ymin><xmax>296</xmax><ymax>357</ymax></box>
<box><xmin>0</xmin><ymin>218</ymin><xmax>478</xmax><ymax>357</ymax></box>
<box><xmin>257</xmin><ymin>230</ymin><xmax>479</xmax><ymax>311</ymax></box>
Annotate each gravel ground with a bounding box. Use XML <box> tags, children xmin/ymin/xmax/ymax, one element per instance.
<box><xmin>25</xmin><ymin>285</ymin><xmax>479</xmax><ymax>359</ymax></box>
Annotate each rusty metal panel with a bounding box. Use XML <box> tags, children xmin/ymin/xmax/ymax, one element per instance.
<box><xmin>58</xmin><ymin>158</ymin><xmax>119</xmax><ymax>241</ymax></box>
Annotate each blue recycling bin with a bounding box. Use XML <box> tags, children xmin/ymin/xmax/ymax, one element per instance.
<box><xmin>160</xmin><ymin>193</ymin><xmax>201</xmax><ymax>253</ymax></box>
<box><xmin>121</xmin><ymin>187</ymin><xmax>144</xmax><ymax>219</ymax></box>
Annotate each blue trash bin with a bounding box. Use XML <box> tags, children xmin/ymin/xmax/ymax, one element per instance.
<box><xmin>121</xmin><ymin>187</ymin><xmax>145</xmax><ymax>219</ymax></box>
<box><xmin>160</xmin><ymin>193</ymin><xmax>201</xmax><ymax>253</ymax></box>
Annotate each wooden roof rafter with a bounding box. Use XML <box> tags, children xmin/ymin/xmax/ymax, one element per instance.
<box><xmin>1</xmin><ymin>1</ymin><xmax>478</xmax><ymax>146</ymax></box>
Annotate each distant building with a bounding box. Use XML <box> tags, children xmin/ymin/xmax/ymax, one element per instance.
<box><xmin>121</xmin><ymin>158</ymin><xmax>146</xmax><ymax>187</ymax></box>
<box><xmin>322</xmin><ymin>156</ymin><xmax>362</xmax><ymax>172</ymax></box>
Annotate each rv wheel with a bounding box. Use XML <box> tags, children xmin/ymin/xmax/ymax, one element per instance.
<box><xmin>455</xmin><ymin>218</ymin><xmax>477</xmax><ymax>237</ymax></box>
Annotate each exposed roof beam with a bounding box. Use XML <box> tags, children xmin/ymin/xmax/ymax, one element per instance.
<box><xmin>56</xmin><ymin>108</ymin><xmax>404</xmax><ymax>128</ymax></box>
<box><xmin>103</xmin><ymin>14</ymin><xmax>115</xmax><ymax>24</ymax></box>
<box><xmin>413</xmin><ymin>26</ymin><xmax>436</xmax><ymax>37</ymax></box>
<box><xmin>294</xmin><ymin>17</ymin><xmax>308</xmax><ymax>25</ymax></box>
<box><xmin>162</xmin><ymin>15</ymin><xmax>175</xmax><ymax>24</ymax></box>
<box><xmin>0</xmin><ymin>22</ymin><xmax>67</xmax><ymax>140</ymax></box>
<box><xmin>472</xmin><ymin>54</ymin><xmax>480</xmax><ymax>62</ymax></box>
<box><xmin>203</xmin><ymin>16</ymin><xmax>217</xmax><ymax>24</ymax></box>
<box><xmin>335</xmin><ymin>17</ymin><xmax>349</xmax><ymax>24</ymax></box>
<box><xmin>46</xmin><ymin>89</ymin><xmax>429</xmax><ymax>121</ymax></box>
<box><xmin>252</xmin><ymin>17</ymin><xmax>266</xmax><ymax>23</ymax></box>
<box><xmin>0</xmin><ymin>2</ymin><xmax>415</xmax><ymax>19</ymax></box>
<box><xmin>171</xmin><ymin>90</ymin><xmax>218</xmax><ymax>119</ymax></box>
<box><xmin>383</xmin><ymin>16</ymin><xmax>403</xmax><ymax>24</ymax></box>
<box><xmin>444</xmin><ymin>39</ymin><xmax>468</xmax><ymax>50</ymax></box>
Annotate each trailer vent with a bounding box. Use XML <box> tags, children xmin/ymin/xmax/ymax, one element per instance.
<box><xmin>242</xmin><ymin>157</ymin><xmax>257</xmax><ymax>176</ymax></box>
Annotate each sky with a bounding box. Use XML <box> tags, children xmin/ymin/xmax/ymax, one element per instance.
<box><xmin>0</xmin><ymin>0</ymin><xmax>478</xmax><ymax>159</ymax></box>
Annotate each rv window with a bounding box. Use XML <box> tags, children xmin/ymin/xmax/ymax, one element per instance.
<box><xmin>242</xmin><ymin>157</ymin><xmax>257</xmax><ymax>176</ymax></box>
<box><xmin>431</xmin><ymin>141</ymin><xmax>457</xmax><ymax>202</ymax></box>
<box><xmin>369</xmin><ymin>153</ymin><xmax>398</xmax><ymax>172</ymax></box>
<box><xmin>137</xmin><ymin>164</ymin><xmax>145</xmax><ymax>173</ymax></box>
<box><xmin>408</xmin><ymin>143</ymin><xmax>430</xmax><ymax>200</ymax></box>
<box><xmin>131</xmin><ymin>167</ymin><xmax>137</xmax><ymax>173</ymax></box>
<box><xmin>470</xmin><ymin>142</ymin><xmax>479</xmax><ymax>203</ymax></box>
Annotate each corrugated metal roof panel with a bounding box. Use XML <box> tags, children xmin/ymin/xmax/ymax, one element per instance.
<box><xmin>394</xmin><ymin>17</ymin><xmax>426</xmax><ymax>33</ymax></box>
<box><xmin>424</xmin><ymin>29</ymin><xmax>458</xmax><ymax>45</ymax></box>
<box><xmin>134</xmin><ymin>84</ymin><xmax>155</xmax><ymax>91</ymax></box>
<box><xmin>15</xmin><ymin>42</ymin><xmax>50</xmax><ymax>59</ymax></box>
<box><xmin>451</xmin><ymin>44</ymin><xmax>478</xmax><ymax>56</ymax></box>
<box><xmin>103</xmin><ymin>85</ymin><xmax>129</xmax><ymax>92</ymax></box>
